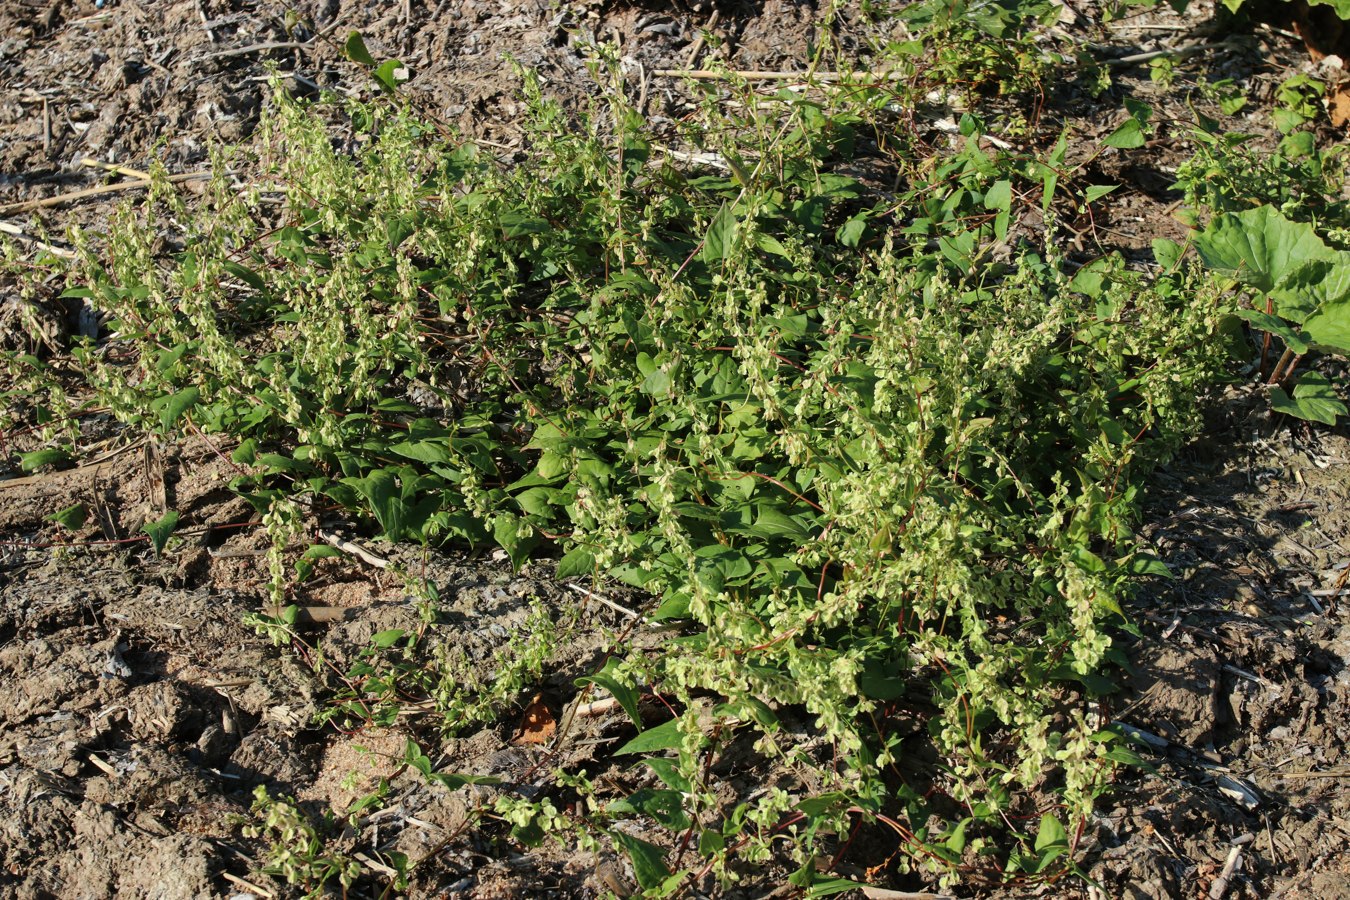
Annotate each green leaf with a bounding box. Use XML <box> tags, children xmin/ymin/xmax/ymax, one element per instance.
<box><xmin>1280</xmin><ymin>130</ymin><xmax>1317</xmax><ymax>159</ymax></box>
<box><xmin>526</xmin><ymin>421</ymin><xmax>568</xmax><ymax>451</ymax></box>
<box><xmin>1037</xmin><ymin>844</ymin><xmax>1068</xmax><ymax>873</ymax></box>
<box><xmin>1271</xmin><ymin>372</ymin><xmax>1347</xmax><ymax>426</ymax></box>
<box><xmin>1070</xmin><ymin>546</ymin><xmax>1107</xmax><ymax>574</ymax></box>
<box><xmin>1069</xmin><ymin>256</ymin><xmax>1115</xmax><ymax>298</ymax></box>
<box><xmin>1235</xmin><ymin>308</ymin><xmax>1311</xmax><ymax>354</ymax></box>
<box><xmin>576</xmin><ymin>659</ymin><xmax>643</xmax><ymax>730</ymax></box>
<box><xmin>1305</xmin><ymin>295</ymin><xmax>1350</xmax><ymax>352</ymax></box>
<box><xmin>1084</xmin><ymin>184</ymin><xmax>1119</xmax><ymax>204</ymax></box>
<box><xmin>790</xmin><ymin>857</ymin><xmax>817</xmax><ymax>888</ymax></box>
<box><xmin>836</xmin><ymin>214</ymin><xmax>867</xmax><ymax>248</ymax></box>
<box><xmin>1102</xmin><ymin>743</ymin><xmax>1153</xmax><ymax>768</ymax></box>
<box><xmin>615</xmin><ymin>718</ymin><xmax>682</xmax><ymax>755</ymax></box>
<box><xmin>1125</xmin><ymin>554</ymin><xmax>1172</xmax><ymax>578</ymax></box>
<box><xmin>492</xmin><ymin>513</ymin><xmax>537</xmax><ymax>571</ymax></box>
<box><xmin>1308</xmin><ymin>0</ymin><xmax>1350</xmax><ymax>19</ymax></box>
<box><xmin>702</xmin><ymin>203</ymin><xmax>736</xmax><ymax>263</ymax></box>
<box><xmin>231</xmin><ymin>439</ymin><xmax>258</xmax><ymax>465</ymax></box>
<box><xmin>259</xmin><ymin>453</ymin><xmax>313</xmax><ymax>474</ymax></box>
<box><xmin>610</xmin><ymin>831</ymin><xmax>670</xmax><ymax>891</ymax></box>
<box><xmin>511</xmin><ymin>820</ymin><xmax>545</xmax><ymax>847</ymax></box>
<box><xmin>403</xmin><ymin>739</ymin><xmax>436</xmax><ymax>777</ymax></box>
<box><xmin>1194</xmin><ymin>206</ymin><xmax>1333</xmax><ymax>295</ymax></box>
<box><xmin>157</xmin><ymin>386</ymin><xmax>200</xmax><ymax>431</ymax></box>
<box><xmin>607</xmin><ymin>789</ymin><xmax>692</xmax><ymax>830</ymax></box>
<box><xmin>1040</xmin><ymin>131</ymin><xmax>1068</xmax><ymax>210</ymax></box>
<box><xmin>804</xmin><ymin>877</ymin><xmax>869</xmax><ymax>897</ymax></box>
<box><xmin>221</xmin><ymin>260</ymin><xmax>265</xmax><ymax>291</ymax></box>
<box><xmin>649</xmin><ymin>592</ymin><xmax>691</xmax><ymax>621</ymax></box>
<box><xmin>556</xmin><ymin>546</ymin><xmax>596</xmax><ymax>578</ymax></box>
<box><xmin>1275</xmin><ymin>254</ymin><xmax>1350</xmax><ymax>351</ymax></box>
<box><xmin>946</xmin><ymin>817</ymin><xmax>971</xmax><ymax>854</ymax></box>
<box><xmin>749</xmin><ymin>506</ymin><xmax>809</xmax><ymax>541</ymax></box>
<box><xmin>345</xmin><ymin>30</ymin><xmax>376</xmax><ymax>66</ymax></box>
<box><xmin>47</xmin><ymin>502</ymin><xmax>88</xmax><ymax>531</ymax></box>
<box><xmin>984</xmin><ymin>179</ymin><xmax>1013</xmax><ymax>213</ymax></box>
<box><xmin>534</xmin><ymin>451</ymin><xmax>568</xmax><ymax>481</ymax></box>
<box><xmin>1123</xmin><ymin>97</ymin><xmax>1153</xmax><ymax>126</ymax></box>
<box><xmin>642</xmin><ymin>366</ymin><xmax>672</xmax><ymax>398</ymax></box>
<box><xmin>1272</xmin><ymin>107</ymin><xmax>1305</xmax><ymax>134</ymax></box>
<box><xmin>344</xmin><ymin>469</ymin><xmax>405</xmax><ymax>541</ymax></box>
<box><xmin>301</xmin><ymin>542</ymin><xmax>342</xmax><ymax>564</ymax></box>
<box><xmin>18</xmin><ymin>448</ymin><xmax>70</xmax><ymax>472</ymax></box>
<box><xmin>141</xmin><ymin>510</ymin><xmax>180</xmax><ymax>557</ymax></box>
<box><xmin>645</xmin><ymin>758</ymin><xmax>693</xmax><ymax>793</ymax></box>
<box><xmin>371</xmin><ymin>629</ymin><xmax>407</xmax><ymax>649</ymax></box>
<box><xmin>156</xmin><ymin>343</ymin><xmax>189</xmax><ymax>373</ymax></box>
<box><xmin>388</xmin><ymin>440</ymin><xmax>453</xmax><ymax>464</ymax></box>
<box><xmin>859</xmin><ymin>659</ymin><xmax>908</xmax><ymax>700</ymax></box>
<box><xmin>386</xmin><ymin>216</ymin><xmax>415</xmax><ymax>249</ymax></box>
<box><xmin>499</xmin><ymin>210</ymin><xmax>550</xmax><ymax>238</ymax></box>
<box><xmin>1102</xmin><ymin>118</ymin><xmax>1145</xmax><ymax>149</ymax></box>
<box><xmin>1034</xmin><ymin>812</ymin><xmax>1068</xmax><ymax>853</ymax></box>
<box><xmin>405</xmin><ymin>739</ymin><xmax>500</xmax><ymax>789</ymax></box>
<box><xmin>794</xmin><ymin>792</ymin><xmax>852</xmax><ymax>818</ymax></box>
<box><xmin>374</xmin><ymin>59</ymin><xmax>410</xmax><ymax>92</ymax></box>
<box><xmin>755</xmin><ymin>232</ymin><xmax>790</xmax><ymax>257</ymax></box>
<box><xmin>727</xmin><ymin>696</ymin><xmax>778</xmax><ymax>731</ymax></box>
<box><xmin>1152</xmin><ymin>238</ymin><xmax>1183</xmax><ymax>270</ymax></box>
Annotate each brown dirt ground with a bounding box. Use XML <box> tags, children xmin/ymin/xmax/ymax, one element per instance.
<box><xmin>1</xmin><ymin>0</ymin><xmax>1349</xmax><ymax>898</ymax></box>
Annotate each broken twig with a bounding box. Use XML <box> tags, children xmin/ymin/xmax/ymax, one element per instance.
<box><xmin>0</xmin><ymin>172</ymin><xmax>211</xmax><ymax>216</ymax></box>
<box><xmin>1208</xmin><ymin>843</ymin><xmax>1244</xmax><ymax>898</ymax></box>
<box><xmin>200</xmin><ymin>40</ymin><xmax>311</xmax><ymax>61</ymax></box>
<box><xmin>566</xmin><ymin>582</ymin><xmax>650</xmax><ymax>623</ymax></box>
<box><xmin>1104</xmin><ymin>42</ymin><xmax>1234</xmax><ymax>69</ymax></box>
<box><xmin>653</xmin><ymin>68</ymin><xmax>901</xmax><ymax>82</ymax></box>
<box><xmin>221</xmin><ymin>873</ymin><xmax>274</xmax><ymax>899</ymax></box>
<box><xmin>0</xmin><ymin>221</ymin><xmax>76</xmax><ymax>258</ymax></box>
<box><xmin>683</xmin><ymin>9</ymin><xmax>719</xmax><ymax>70</ymax></box>
<box><xmin>317</xmin><ymin>529</ymin><xmax>390</xmax><ymax>569</ymax></box>
<box><xmin>80</xmin><ymin>157</ymin><xmax>152</xmax><ymax>180</ymax></box>
<box><xmin>574</xmin><ymin>696</ymin><xmax>623</xmax><ymax>718</ymax></box>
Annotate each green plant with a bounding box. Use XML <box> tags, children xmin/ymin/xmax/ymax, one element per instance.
<box><xmin>1273</xmin><ymin>74</ymin><xmax>1326</xmax><ymax>134</ymax></box>
<box><xmin>493</xmin><ymin>765</ymin><xmax>690</xmax><ymax>895</ymax></box>
<box><xmin>320</xmin><ymin>601</ymin><xmax>562</xmax><ymax>735</ymax></box>
<box><xmin>243</xmin><ymin>785</ymin><xmax>365</xmax><ymax>897</ymax></box>
<box><xmin>1172</xmin><ymin>115</ymin><xmax>1347</xmax><ymax>232</ymax></box>
<box><xmin>1120</xmin><ymin>0</ymin><xmax>1350</xmax><ymax>23</ymax></box>
<box><xmin>0</xmin><ymin>245</ymin><xmax>81</xmax><ymax>452</ymax></box>
<box><xmin>10</xmin><ymin>27</ymin><xmax>1241</xmax><ymax>891</ymax></box>
<box><xmin>889</xmin><ymin>0</ymin><xmax>1064</xmax><ymax>107</ymax></box>
<box><xmin>1194</xmin><ymin>205</ymin><xmax>1350</xmax><ymax>423</ymax></box>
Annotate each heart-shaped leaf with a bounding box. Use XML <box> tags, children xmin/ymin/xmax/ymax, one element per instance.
<box><xmin>48</xmin><ymin>502</ymin><xmax>88</xmax><ymax>531</ymax></box>
<box><xmin>344</xmin><ymin>31</ymin><xmax>376</xmax><ymax>66</ymax></box>
<box><xmin>1271</xmin><ymin>372</ymin><xmax>1347</xmax><ymax>426</ymax></box>
<box><xmin>142</xmin><ymin>510</ymin><xmax>180</xmax><ymax>557</ymax></box>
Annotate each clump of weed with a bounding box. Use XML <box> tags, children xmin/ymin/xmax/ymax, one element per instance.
<box><xmin>9</xmin><ymin>25</ymin><xmax>1240</xmax><ymax>894</ymax></box>
<box><xmin>242</xmin><ymin>786</ymin><xmax>367</xmax><ymax>896</ymax></box>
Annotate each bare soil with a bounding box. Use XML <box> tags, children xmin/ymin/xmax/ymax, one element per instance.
<box><xmin>1</xmin><ymin>1</ymin><xmax>1348</xmax><ymax>897</ymax></box>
